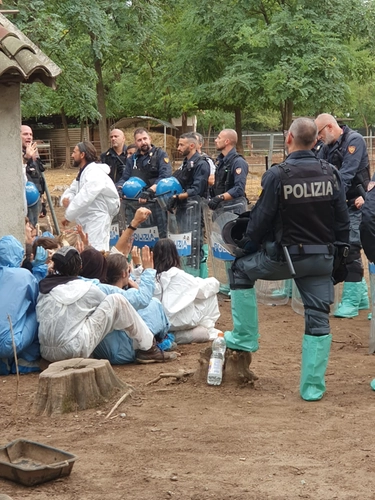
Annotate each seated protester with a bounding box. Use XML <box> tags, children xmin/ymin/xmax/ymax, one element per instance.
<box><xmin>0</xmin><ymin>235</ymin><xmax>40</xmax><ymax>375</ymax></box>
<box><xmin>25</xmin><ymin>217</ymin><xmax>36</xmax><ymax>246</ymax></box>
<box><xmin>78</xmin><ymin>247</ymin><xmax>173</xmax><ymax>364</ymax></box>
<box><xmin>30</xmin><ymin>236</ymin><xmax>60</xmax><ymax>282</ymax></box>
<box><xmin>22</xmin><ymin>218</ymin><xmax>37</xmax><ymax>273</ymax></box>
<box><xmin>37</xmin><ymin>246</ymin><xmax>175</xmax><ymax>364</ymax></box>
<box><xmin>152</xmin><ymin>239</ymin><xmax>221</xmax><ymax>344</ymax></box>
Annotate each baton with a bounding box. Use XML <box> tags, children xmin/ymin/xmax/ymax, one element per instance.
<box><xmin>120</xmin><ymin>197</ymin><xmax>157</xmax><ymax>203</ymax></box>
<box><xmin>282</xmin><ymin>245</ymin><xmax>296</xmax><ymax>277</ymax></box>
<box><xmin>41</xmin><ymin>171</ymin><xmax>60</xmax><ymax>235</ymax></box>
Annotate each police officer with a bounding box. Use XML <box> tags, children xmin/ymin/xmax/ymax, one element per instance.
<box><xmin>115</xmin><ymin>128</ymin><xmax>172</xmax><ymax>238</ymax></box>
<box><xmin>116</xmin><ymin>128</ymin><xmax>171</xmax><ymax>196</ymax></box>
<box><xmin>192</xmin><ymin>132</ymin><xmax>216</xmax><ymax>188</ymax></box>
<box><xmin>208</xmin><ymin>129</ymin><xmax>248</xmax><ymax>209</ymax></box>
<box><xmin>315</xmin><ymin>113</ymin><xmax>370</xmax><ymax>318</ymax></box>
<box><xmin>167</xmin><ymin>133</ymin><xmax>210</xmax><ymax>277</ymax></box>
<box><xmin>100</xmin><ymin>129</ymin><xmax>127</xmax><ymax>184</ymax></box>
<box><xmin>360</xmin><ymin>179</ymin><xmax>375</xmax><ymax>264</ymax></box>
<box><xmin>168</xmin><ymin>133</ymin><xmax>209</xmax><ymax>208</ymax></box>
<box><xmin>222</xmin><ymin>118</ymin><xmax>349</xmax><ymax>401</ymax></box>
<box><xmin>21</xmin><ymin>125</ymin><xmax>46</xmax><ymax>226</ymax></box>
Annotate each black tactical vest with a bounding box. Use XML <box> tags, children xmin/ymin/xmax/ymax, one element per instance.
<box><xmin>325</xmin><ymin>128</ymin><xmax>370</xmax><ymax>202</ymax></box>
<box><xmin>213</xmin><ymin>154</ymin><xmax>242</xmax><ymax>195</ymax></box>
<box><xmin>129</xmin><ymin>148</ymin><xmax>162</xmax><ymax>186</ymax></box>
<box><xmin>275</xmin><ymin>160</ymin><xmax>337</xmax><ymax>246</ymax></box>
<box><xmin>173</xmin><ymin>159</ymin><xmax>196</xmax><ymax>191</ymax></box>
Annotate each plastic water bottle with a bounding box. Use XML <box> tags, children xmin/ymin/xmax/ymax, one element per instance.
<box><xmin>207</xmin><ymin>332</ymin><xmax>226</xmax><ymax>386</ymax></box>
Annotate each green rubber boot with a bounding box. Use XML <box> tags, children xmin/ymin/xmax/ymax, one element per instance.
<box><xmin>224</xmin><ymin>288</ymin><xmax>259</xmax><ymax>352</ymax></box>
<box><xmin>359</xmin><ymin>278</ymin><xmax>370</xmax><ymax>310</ymax></box>
<box><xmin>199</xmin><ymin>244</ymin><xmax>209</xmax><ymax>279</ymax></box>
<box><xmin>334</xmin><ymin>281</ymin><xmax>361</xmax><ymax>318</ymax></box>
<box><xmin>300</xmin><ymin>334</ymin><xmax>332</xmax><ymax>401</ymax></box>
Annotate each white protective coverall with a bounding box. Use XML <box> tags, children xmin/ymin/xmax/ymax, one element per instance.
<box><xmin>153</xmin><ymin>267</ymin><xmax>220</xmax><ymax>338</ymax></box>
<box><xmin>62</xmin><ymin>162</ymin><xmax>120</xmax><ymax>251</ymax></box>
<box><xmin>36</xmin><ymin>279</ymin><xmax>153</xmax><ymax>362</ymax></box>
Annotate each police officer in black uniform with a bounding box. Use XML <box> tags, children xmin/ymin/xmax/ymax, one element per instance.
<box><xmin>115</xmin><ymin>128</ymin><xmax>172</xmax><ymax>238</ymax></box>
<box><xmin>116</xmin><ymin>128</ymin><xmax>171</xmax><ymax>195</ymax></box>
<box><xmin>21</xmin><ymin>125</ymin><xmax>46</xmax><ymax>226</ymax></box>
<box><xmin>208</xmin><ymin>129</ymin><xmax>248</xmax><ymax>209</ymax></box>
<box><xmin>100</xmin><ymin>128</ymin><xmax>127</xmax><ymax>184</ymax></box>
<box><xmin>222</xmin><ymin>118</ymin><xmax>349</xmax><ymax>401</ymax></box>
<box><xmin>360</xmin><ymin>178</ymin><xmax>375</xmax><ymax>264</ymax></box>
<box><xmin>168</xmin><ymin>133</ymin><xmax>210</xmax><ymax>207</ymax></box>
<box><xmin>167</xmin><ymin>133</ymin><xmax>210</xmax><ymax>277</ymax></box>
<box><xmin>315</xmin><ymin>113</ymin><xmax>370</xmax><ymax>318</ymax></box>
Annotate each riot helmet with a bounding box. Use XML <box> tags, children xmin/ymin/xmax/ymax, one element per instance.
<box><xmin>25</xmin><ymin>181</ymin><xmax>40</xmax><ymax>207</ymax></box>
<box><xmin>155</xmin><ymin>177</ymin><xmax>183</xmax><ymax>209</ymax></box>
<box><xmin>122</xmin><ymin>177</ymin><xmax>147</xmax><ymax>198</ymax></box>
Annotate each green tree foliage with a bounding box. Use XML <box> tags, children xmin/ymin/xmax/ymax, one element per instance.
<box><xmin>7</xmin><ymin>0</ymin><xmax>375</xmax><ymax>137</ymax></box>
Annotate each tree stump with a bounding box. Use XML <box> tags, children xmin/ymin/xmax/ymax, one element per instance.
<box><xmin>193</xmin><ymin>347</ymin><xmax>258</xmax><ymax>386</ymax></box>
<box><xmin>193</xmin><ymin>346</ymin><xmax>212</xmax><ymax>384</ymax></box>
<box><xmin>33</xmin><ymin>358</ymin><xmax>127</xmax><ymax>416</ymax></box>
<box><xmin>224</xmin><ymin>349</ymin><xmax>258</xmax><ymax>386</ymax></box>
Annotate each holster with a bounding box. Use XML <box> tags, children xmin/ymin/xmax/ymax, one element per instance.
<box><xmin>332</xmin><ymin>243</ymin><xmax>350</xmax><ymax>285</ymax></box>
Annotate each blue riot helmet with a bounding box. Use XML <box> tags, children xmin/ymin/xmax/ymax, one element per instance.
<box><xmin>155</xmin><ymin>177</ymin><xmax>183</xmax><ymax>209</ymax></box>
<box><xmin>122</xmin><ymin>177</ymin><xmax>147</xmax><ymax>198</ymax></box>
<box><xmin>25</xmin><ymin>181</ymin><xmax>40</xmax><ymax>207</ymax></box>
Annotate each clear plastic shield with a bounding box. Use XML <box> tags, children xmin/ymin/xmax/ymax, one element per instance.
<box><xmin>203</xmin><ymin>197</ymin><xmax>248</xmax><ymax>286</ymax></box>
<box><xmin>167</xmin><ymin>196</ymin><xmax>202</xmax><ymax>276</ymax></box>
<box><xmin>119</xmin><ymin>198</ymin><xmax>167</xmax><ymax>248</ymax></box>
<box><xmin>255</xmin><ymin>279</ymin><xmax>290</xmax><ymax>306</ymax></box>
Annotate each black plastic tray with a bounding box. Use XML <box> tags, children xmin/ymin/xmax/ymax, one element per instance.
<box><xmin>0</xmin><ymin>439</ymin><xmax>77</xmax><ymax>486</ymax></box>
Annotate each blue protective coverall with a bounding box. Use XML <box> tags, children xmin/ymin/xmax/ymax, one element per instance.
<box><xmin>0</xmin><ymin>235</ymin><xmax>40</xmax><ymax>375</ymax></box>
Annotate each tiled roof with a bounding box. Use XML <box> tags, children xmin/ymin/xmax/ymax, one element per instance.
<box><xmin>0</xmin><ymin>12</ymin><xmax>60</xmax><ymax>87</ymax></box>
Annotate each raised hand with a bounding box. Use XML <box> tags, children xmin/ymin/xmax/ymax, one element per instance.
<box><xmin>141</xmin><ymin>245</ymin><xmax>154</xmax><ymax>269</ymax></box>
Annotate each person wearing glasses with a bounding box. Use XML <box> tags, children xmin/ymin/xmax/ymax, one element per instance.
<box><xmin>315</xmin><ymin>114</ymin><xmax>370</xmax><ymax>318</ymax></box>
<box><xmin>61</xmin><ymin>141</ymin><xmax>120</xmax><ymax>251</ymax></box>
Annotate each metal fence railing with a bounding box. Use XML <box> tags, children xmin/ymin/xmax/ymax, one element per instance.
<box><xmin>203</xmin><ymin>132</ymin><xmax>375</xmax><ymax>176</ymax></box>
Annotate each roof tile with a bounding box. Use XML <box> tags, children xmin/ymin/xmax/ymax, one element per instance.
<box><xmin>0</xmin><ymin>12</ymin><xmax>60</xmax><ymax>87</ymax></box>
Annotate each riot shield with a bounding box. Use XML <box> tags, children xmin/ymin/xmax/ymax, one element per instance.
<box><xmin>109</xmin><ymin>213</ymin><xmax>121</xmax><ymax>248</ymax></box>
<box><xmin>203</xmin><ymin>197</ymin><xmax>248</xmax><ymax>286</ymax></box>
<box><xmin>118</xmin><ymin>198</ymin><xmax>166</xmax><ymax>248</ymax></box>
<box><xmin>167</xmin><ymin>196</ymin><xmax>202</xmax><ymax>277</ymax></box>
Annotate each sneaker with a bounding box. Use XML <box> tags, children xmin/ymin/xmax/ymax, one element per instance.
<box><xmin>136</xmin><ymin>343</ymin><xmax>177</xmax><ymax>364</ymax></box>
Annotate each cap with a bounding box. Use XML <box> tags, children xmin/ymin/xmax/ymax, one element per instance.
<box><xmin>52</xmin><ymin>246</ymin><xmax>79</xmax><ymax>266</ymax></box>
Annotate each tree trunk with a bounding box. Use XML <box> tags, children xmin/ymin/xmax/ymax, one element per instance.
<box><xmin>33</xmin><ymin>358</ymin><xmax>127</xmax><ymax>416</ymax></box>
<box><xmin>234</xmin><ymin>107</ymin><xmax>244</xmax><ymax>154</ymax></box>
<box><xmin>90</xmin><ymin>32</ymin><xmax>107</xmax><ymax>152</ymax></box>
<box><xmin>61</xmin><ymin>108</ymin><xmax>70</xmax><ymax>169</ymax></box>
<box><xmin>181</xmin><ymin>112</ymin><xmax>188</xmax><ymax>134</ymax></box>
<box><xmin>281</xmin><ymin>98</ymin><xmax>294</xmax><ymax>133</ymax></box>
<box><xmin>193</xmin><ymin>346</ymin><xmax>258</xmax><ymax>386</ymax></box>
<box><xmin>94</xmin><ymin>57</ymin><xmax>108</xmax><ymax>153</ymax></box>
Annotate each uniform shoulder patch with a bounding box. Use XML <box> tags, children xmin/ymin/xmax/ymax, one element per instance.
<box><xmin>367</xmin><ymin>181</ymin><xmax>375</xmax><ymax>192</ymax></box>
<box><xmin>348</xmin><ymin>146</ymin><xmax>356</xmax><ymax>154</ymax></box>
<box><xmin>164</xmin><ymin>157</ymin><xmax>170</xmax><ymax>163</ymax></box>
<box><xmin>235</xmin><ymin>168</ymin><xmax>242</xmax><ymax>175</ymax></box>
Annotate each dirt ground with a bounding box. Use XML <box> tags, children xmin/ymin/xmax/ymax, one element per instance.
<box><xmin>2</xmin><ymin>166</ymin><xmax>375</xmax><ymax>500</ymax></box>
